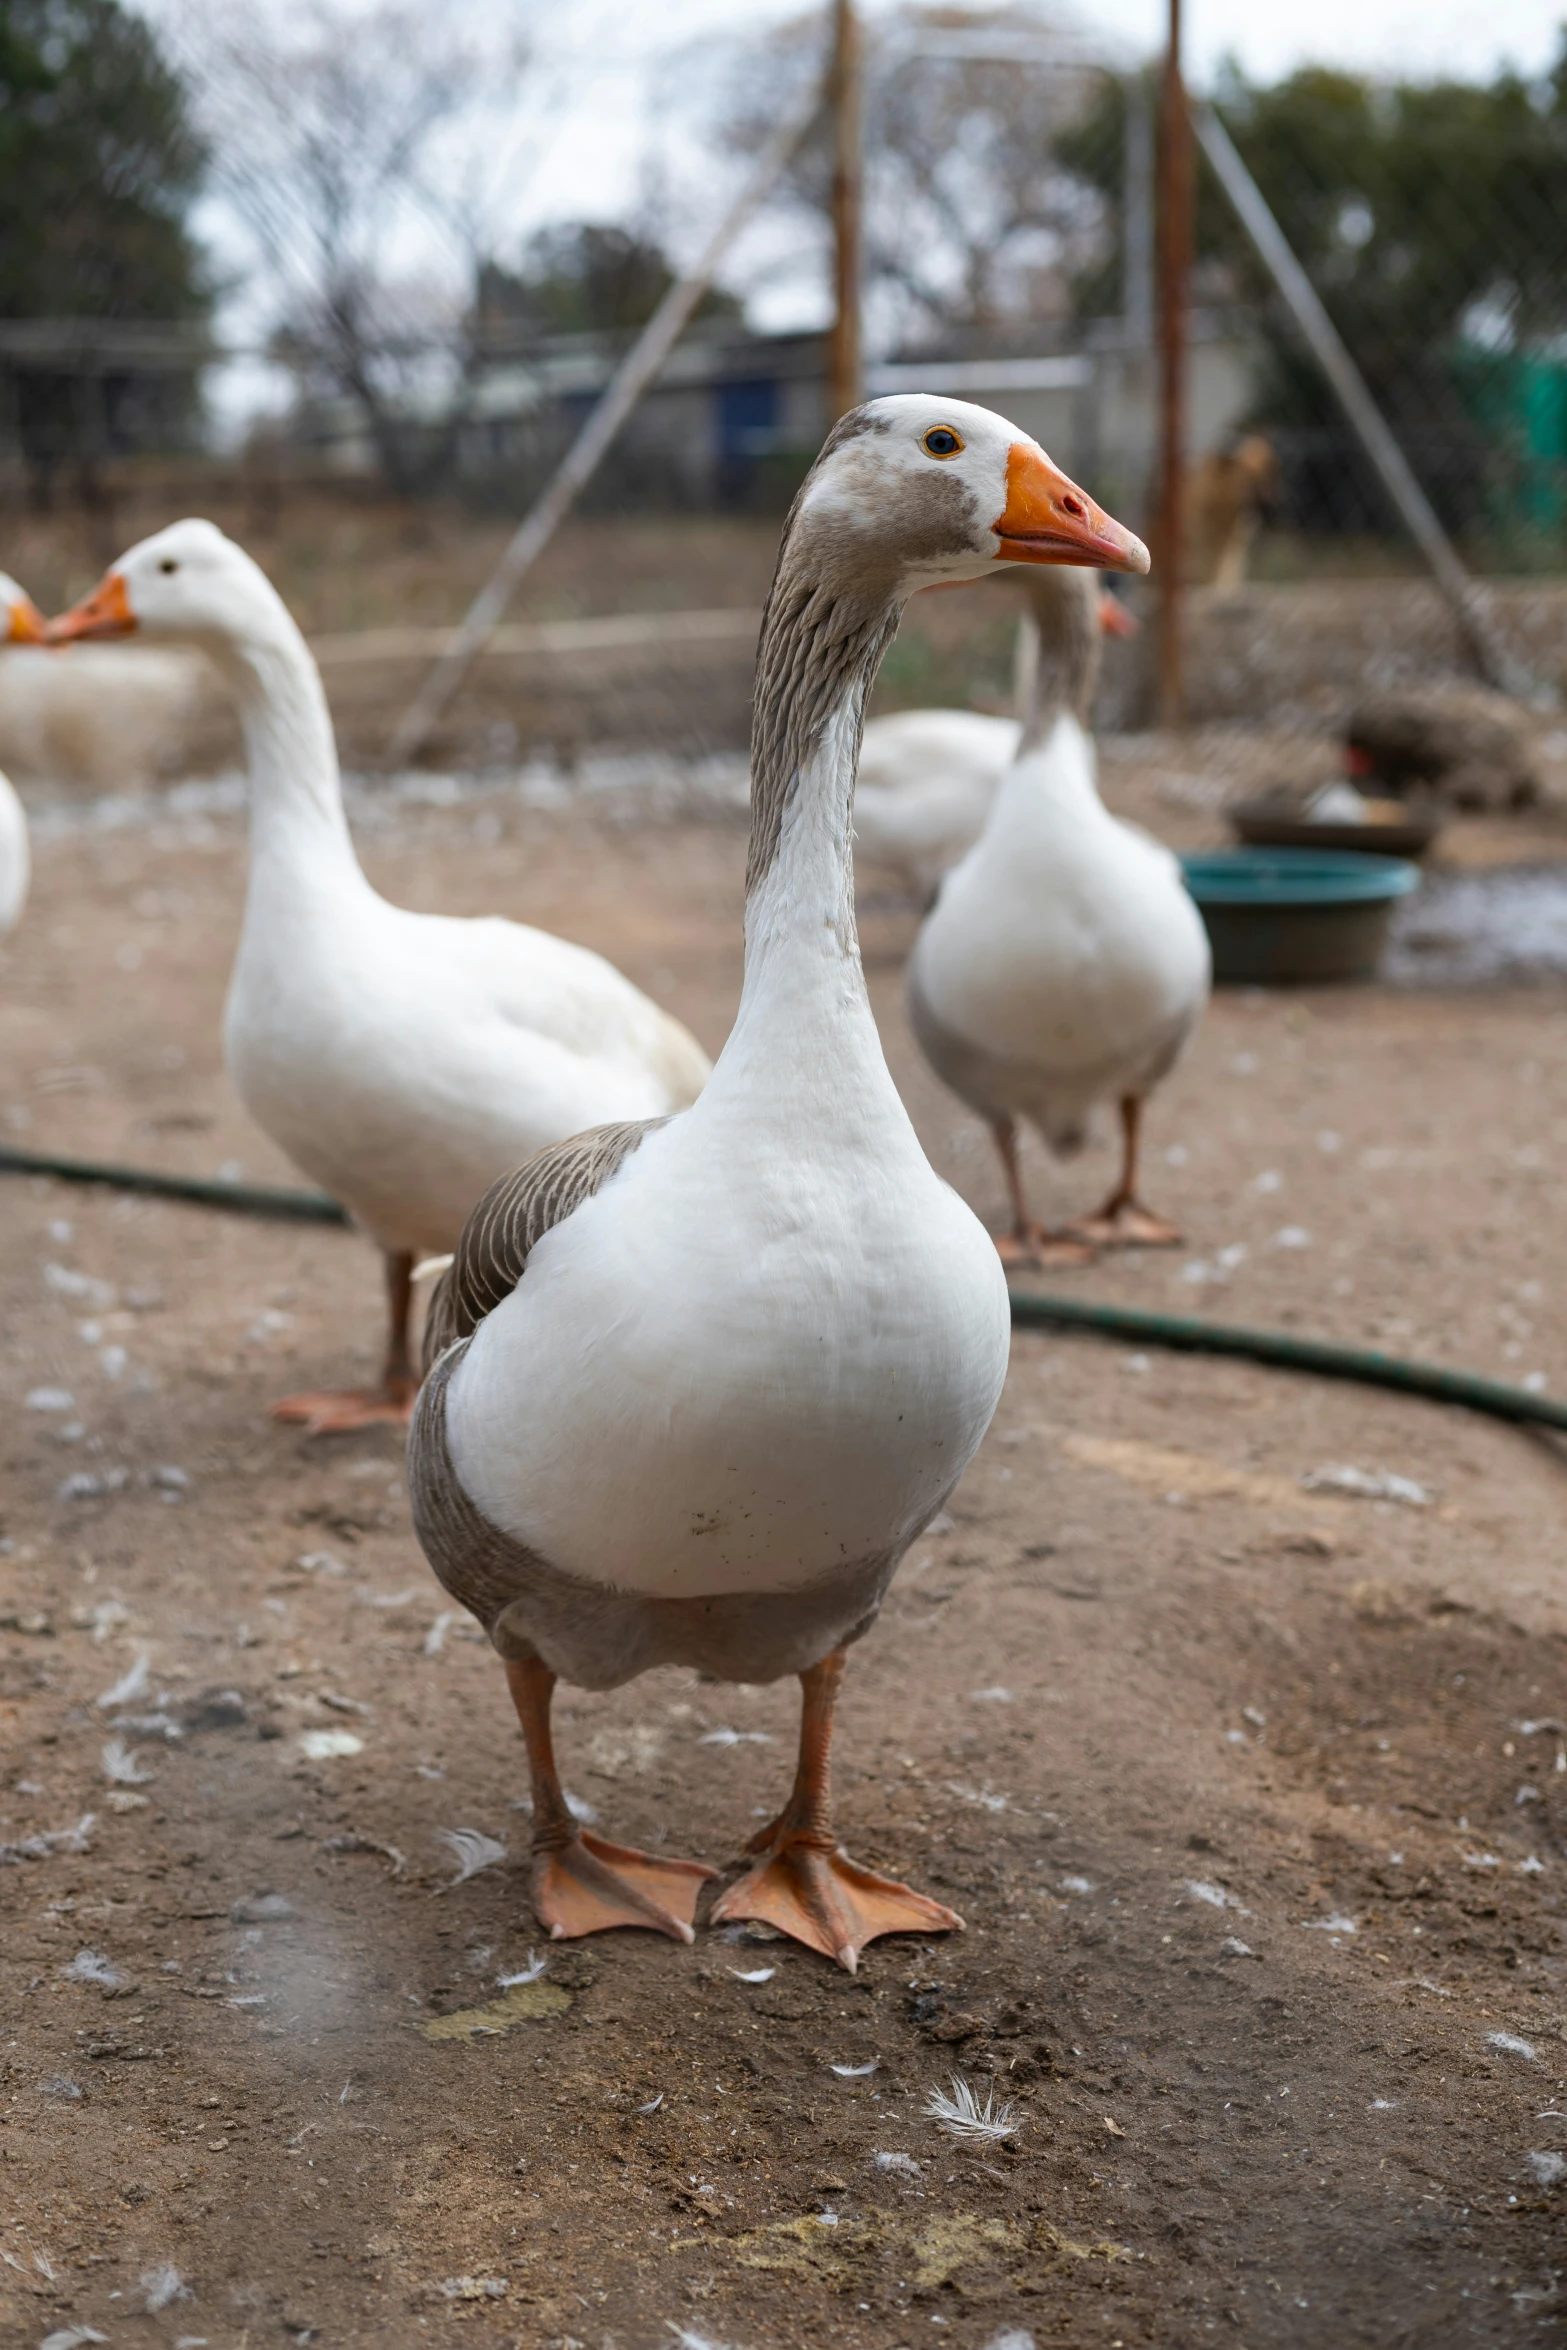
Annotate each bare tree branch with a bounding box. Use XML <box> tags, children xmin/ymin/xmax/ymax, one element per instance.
<box><xmin>168</xmin><ymin>0</ymin><xmax>537</xmax><ymax>490</ymax></box>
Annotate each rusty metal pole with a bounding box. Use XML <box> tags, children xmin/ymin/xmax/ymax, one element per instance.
<box><xmin>1154</xmin><ymin>0</ymin><xmax>1192</xmax><ymax>726</ymax></box>
<box><xmin>828</xmin><ymin>0</ymin><xmax>863</xmax><ymax>420</ymax></box>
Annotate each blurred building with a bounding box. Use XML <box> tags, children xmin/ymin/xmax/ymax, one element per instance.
<box><xmin>280</xmin><ymin>312</ymin><xmax>1259</xmax><ymax>523</ymax></box>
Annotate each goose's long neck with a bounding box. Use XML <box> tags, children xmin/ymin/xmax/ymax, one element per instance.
<box><xmin>719</xmin><ymin>570</ymin><xmax>902</xmax><ymax>1093</ymax></box>
<box><xmin>215</xmin><ymin>624</ymin><xmax>365</xmax><ymax>904</ymax></box>
<box><xmin>1017</xmin><ymin>572</ymin><xmax>1100</xmax><ymax>755</ymax></box>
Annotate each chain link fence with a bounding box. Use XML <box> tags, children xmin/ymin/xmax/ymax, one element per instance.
<box><xmin>6</xmin><ymin>26</ymin><xmax>1567</xmax><ymax>802</ymax></box>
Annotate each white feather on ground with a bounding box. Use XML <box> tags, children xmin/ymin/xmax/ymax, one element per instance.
<box><xmin>496</xmin><ymin>1951</ymin><xmax>548</xmax><ymax>1987</ymax></box>
<box><xmin>98</xmin><ymin>1651</ymin><xmax>153</xmax><ymax>1710</ymax></box>
<box><xmin>139</xmin><ymin>2261</ymin><xmax>191</xmax><ymax>2311</ymax></box>
<box><xmin>432</xmin><ymin>1828</ymin><xmax>507</xmax><ymax>1888</ymax></box>
<box><xmin>924</xmin><ymin>2074</ymin><xmax>1021</xmax><ymax>2144</ymax></box>
<box><xmin>0</xmin><ymin>1814</ymin><xmax>96</xmax><ymax>1864</ymax></box>
<box><xmin>61</xmin><ymin>1948</ymin><xmax>126</xmax><ymax>1988</ymax></box>
<box><xmin>102</xmin><ymin>1738</ymin><xmax>154</xmax><ymax>1785</ymax></box>
<box><xmin>297</xmin><ymin>1729</ymin><xmax>362</xmax><ymax>1761</ymax></box>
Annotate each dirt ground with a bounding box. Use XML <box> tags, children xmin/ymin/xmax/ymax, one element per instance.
<box><xmin>4</xmin><ymin>757</ymin><xmax>1567</xmax><ymax>2350</ymax></box>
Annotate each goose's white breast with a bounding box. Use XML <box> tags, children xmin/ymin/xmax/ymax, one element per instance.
<box><xmin>446</xmin><ymin>1104</ymin><xmax>1010</xmax><ymax>1601</ymax></box>
<box><xmin>913</xmin><ymin>725</ymin><xmax>1210</xmax><ymax>1076</ymax></box>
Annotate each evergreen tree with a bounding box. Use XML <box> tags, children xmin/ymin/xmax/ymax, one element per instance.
<box><xmin>0</xmin><ymin>0</ymin><xmax>208</xmax><ymax>492</ymax></box>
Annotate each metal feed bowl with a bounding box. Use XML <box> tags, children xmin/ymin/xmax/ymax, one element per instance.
<box><xmin>1226</xmin><ymin>795</ymin><xmax>1444</xmax><ymax>861</ymax></box>
<box><xmin>1181</xmin><ymin>848</ymin><xmax>1421</xmax><ymax>985</ymax></box>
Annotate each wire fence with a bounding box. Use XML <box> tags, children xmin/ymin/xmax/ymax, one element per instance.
<box><xmin>3</xmin><ymin>36</ymin><xmax>1566</xmax><ymax>781</ymax></box>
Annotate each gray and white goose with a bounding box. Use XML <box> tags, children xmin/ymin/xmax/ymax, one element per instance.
<box><xmin>409</xmin><ymin>395</ymin><xmax>1148</xmax><ymax>1971</ymax></box>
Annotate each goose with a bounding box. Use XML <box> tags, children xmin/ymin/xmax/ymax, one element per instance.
<box><xmin>406</xmin><ymin>396</ymin><xmax>1147</xmax><ymax>1969</ymax></box>
<box><xmin>908</xmin><ymin>564</ymin><xmax>1210</xmax><ymax>1262</ymax></box>
<box><xmin>852</xmin><ymin>589</ymin><xmax>1136</xmax><ymax>900</ymax></box>
<box><xmin>853</xmin><ymin>705</ymin><xmax>1019</xmax><ymax>899</ymax></box>
<box><xmin>45</xmin><ymin>523</ymin><xmax>712</xmax><ymax>1431</ymax></box>
<box><xmin>0</xmin><ymin>576</ymin><xmax>47</xmax><ymax>935</ymax></box>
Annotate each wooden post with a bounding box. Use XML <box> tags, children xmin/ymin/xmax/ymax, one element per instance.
<box><xmin>1154</xmin><ymin>0</ymin><xmax>1192</xmax><ymax>727</ymax></box>
<box><xmin>828</xmin><ymin>0</ymin><xmax>863</xmax><ymax>421</ymax></box>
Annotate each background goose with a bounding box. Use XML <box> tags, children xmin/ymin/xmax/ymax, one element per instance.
<box><xmin>46</xmin><ymin>522</ymin><xmax>711</xmax><ymax>1431</ymax></box>
<box><xmin>852</xmin><ymin>588</ymin><xmax>1136</xmax><ymax>900</ymax></box>
<box><xmin>408</xmin><ymin>395</ymin><xmax>1148</xmax><ymax>1970</ymax></box>
<box><xmin>0</xmin><ymin>576</ymin><xmax>48</xmax><ymax>935</ymax></box>
<box><xmin>853</xmin><ymin>705</ymin><xmax>1020</xmax><ymax>900</ymax></box>
<box><xmin>909</xmin><ymin>565</ymin><xmax>1210</xmax><ymax>1261</ymax></box>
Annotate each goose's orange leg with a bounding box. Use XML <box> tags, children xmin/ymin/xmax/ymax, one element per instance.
<box><xmin>989</xmin><ymin>1116</ymin><xmax>1094</xmax><ymax>1268</ymax></box>
<box><xmin>710</xmin><ymin>1648</ymin><xmax>962</xmax><ymax>1973</ymax></box>
<box><xmin>1066</xmin><ymin>1096</ymin><xmax>1182</xmax><ymax>1247</ymax></box>
<box><xmin>273</xmin><ymin>1249</ymin><xmax>421</xmax><ymax>1434</ymax></box>
<box><xmin>505</xmin><ymin>1656</ymin><xmax>715</xmax><ymax>1943</ymax></box>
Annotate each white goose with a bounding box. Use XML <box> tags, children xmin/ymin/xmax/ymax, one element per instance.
<box><xmin>407</xmin><ymin>396</ymin><xmax>1147</xmax><ymax>1970</ymax></box>
<box><xmin>852</xmin><ymin>589</ymin><xmax>1136</xmax><ymax>899</ymax></box>
<box><xmin>909</xmin><ymin>565</ymin><xmax>1210</xmax><ymax>1261</ymax></box>
<box><xmin>0</xmin><ymin>576</ymin><xmax>48</xmax><ymax>935</ymax></box>
<box><xmin>47</xmin><ymin>523</ymin><xmax>711</xmax><ymax>1431</ymax></box>
<box><xmin>854</xmin><ymin>705</ymin><xmax>1019</xmax><ymax>899</ymax></box>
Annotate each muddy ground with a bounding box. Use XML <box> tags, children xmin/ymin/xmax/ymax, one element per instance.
<box><xmin>4</xmin><ymin>759</ymin><xmax>1567</xmax><ymax>2350</ymax></box>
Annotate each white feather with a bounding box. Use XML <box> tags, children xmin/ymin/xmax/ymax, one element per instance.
<box><xmin>432</xmin><ymin>1828</ymin><xmax>507</xmax><ymax>1888</ymax></box>
<box><xmin>102</xmin><ymin>1738</ymin><xmax>154</xmax><ymax>1785</ymax></box>
<box><xmin>139</xmin><ymin>2263</ymin><xmax>191</xmax><ymax>2312</ymax></box>
<box><xmin>97</xmin><ymin>1650</ymin><xmax>152</xmax><ymax>1710</ymax></box>
<box><xmin>924</xmin><ymin>2073</ymin><xmax>1021</xmax><ymax>2144</ymax></box>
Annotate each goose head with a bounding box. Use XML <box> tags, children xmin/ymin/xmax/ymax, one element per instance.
<box><xmin>0</xmin><ymin>574</ymin><xmax>47</xmax><ymax>644</ymax></box>
<box><xmin>789</xmin><ymin>394</ymin><xmax>1148</xmax><ymax>595</ymax></box>
<box><xmin>44</xmin><ymin>519</ymin><xmax>293</xmax><ymax>658</ymax></box>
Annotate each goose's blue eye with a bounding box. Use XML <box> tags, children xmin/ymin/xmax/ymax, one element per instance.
<box><xmin>922</xmin><ymin>427</ymin><xmax>964</xmax><ymax>458</ymax></box>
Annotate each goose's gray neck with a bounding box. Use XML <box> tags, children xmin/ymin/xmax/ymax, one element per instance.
<box><xmin>1016</xmin><ymin>569</ymin><xmax>1102</xmax><ymax>753</ymax></box>
<box><xmin>720</xmin><ymin>518</ymin><xmax>909</xmax><ymax>1092</ymax></box>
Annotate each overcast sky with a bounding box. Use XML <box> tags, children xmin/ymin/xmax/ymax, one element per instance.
<box><xmin>152</xmin><ymin>0</ymin><xmax>1565</xmax><ymax>423</ymax></box>
<box><xmin>492</xmin><ymin>0</ymin><xmax>1567</xmax><ymax>254</ymax></box>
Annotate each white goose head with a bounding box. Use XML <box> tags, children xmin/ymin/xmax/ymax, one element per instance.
<box><xmin>44</xmin><ymin>519</ymin><xmax>294</xmax><ymax>657</ymax></box>
<box><xmin>789</xmin><ymin>394</ymin><xmax>1149</xmax><ymax>593</ymax></box>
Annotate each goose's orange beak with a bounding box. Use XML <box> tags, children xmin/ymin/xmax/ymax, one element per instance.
<box><xmin>46</xmin><ymin>571</ymin><xmax>136</xmax><ymax>644</ymax></box>
<box><xmin>994</xmin><ymin>443</ymin><xmax>1150</xmax><ymax>575</ymax></box>
<box><xmin>6</xmin><ymin>592</ymin><xmax>46</xmax><ymax>644</ymax></box>
<box><xmin>1099</xmin><ymin>588</ymin><xmax>1140</xmax><ymax>638</ymax></box>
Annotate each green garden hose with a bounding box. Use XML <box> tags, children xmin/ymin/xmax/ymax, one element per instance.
<box><xmin>1008</xmin><ymin>1286</ymin><xmax>1567</xmax><ymax>1433</ymax></box>
<box><xmin>0</xmin><ymin>1143</ymin><xmax>350</xmax><ymax>1225</ymax></box>
<box><xmin>2</xmin><ymin>1141</ymin><xmax>1559</xmax><ymax>1435</ymax></box>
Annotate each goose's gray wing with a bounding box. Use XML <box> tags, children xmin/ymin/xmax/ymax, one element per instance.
<box><xmin>421</xmin><ymin>1116</ymin><xmax>669</xmax><ymax>1371</ymax></box>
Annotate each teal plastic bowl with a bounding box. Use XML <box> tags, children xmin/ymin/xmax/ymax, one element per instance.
<box><xmin>1180</xmin><ymin>848</ymin><xmax>1421</xmax><ymax>985</ymax></box>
